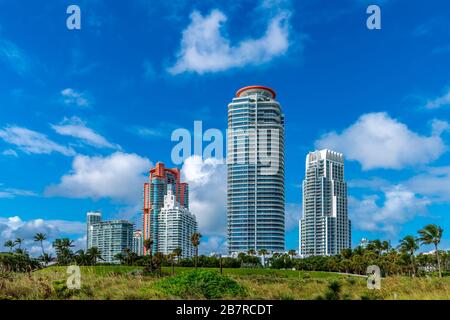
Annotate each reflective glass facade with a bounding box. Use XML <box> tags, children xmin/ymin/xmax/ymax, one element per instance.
<box><xmin>227</xmin><ymin>86</ymin><xmax>285</xmax><ymax>254</ymax></box>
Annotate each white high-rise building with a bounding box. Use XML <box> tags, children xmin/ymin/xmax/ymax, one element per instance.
<box><xmin>133</xmin><ymin>230</ymin><xmax>144</xmax><ymax>256</ymax></box>
<box><xmin>299</xmin><ymin>149</ymin><xmax>351</xmax><ymax>256</ymax></box>
<box><xmin>158</xmin><ymin>189</ymin><xmax>197</xmax><ymax>258</ymax></box>
<box><xmin>86</xmin><ymin>211</ymin><xmax>101</xmax><ymax>249</ymax></box>
<box><xmin>86</xmin><ymin>211</ymin><xmax>134</xmax><ymax>263</ymax></box>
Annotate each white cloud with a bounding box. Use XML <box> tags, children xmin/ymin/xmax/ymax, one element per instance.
<box><xmin>2</xmin><ymin>149</ymin><xmax>18</xmax><ymax>157</ymax></box>
<box><xmin>349</xmin><ymin>185</ymin><xmax>430</xmax><ymax>235</ymax></box>
<box><xmin>0</xmin><ymin>186</ymin><xmax>36</xmax><ymax>199</ymax></box>
<box><xmin>431</xmin><ymin>119</ymin><xmax>450</xmax><ymax>136</ymax></box>
<box><xmin>407</xmin><ymin>166</ymin><xmax>450</xmax><ymax>202</ymax></box>
<box><xmin>0</xmin><ymin>216</ymin><xmax>85</xmax><ymax>255</ymax></box>
<box><xmin>168</xmin><ymin>6</ymin><xmax>291</xmax><ymax>74</ymax></box>
<box><xmin>347</xmin><ymin>177</ymin><xmax>390</xmax><ymax>190</ymax></box>
<box><xmin>129</xmin><ymin>122</ymin><xmax>179</xmax><ymax>140</ymax></box>
<box><xmin>45</xmin><ymin>152</ymin><xmax>151</xmax><ymax>205</ymax></box>
<box><xmin>0</xmin><ymin>126</ymin><xmax>75</xmax><ymax>156</ymax></box>
<box><xmin>51</xmin><ymin>116</ymin><xmax>121</xmax><ymax>150</ymax></box>
<box><xmin>61</xmin><ymin>88</ymin><xmax>91</xmax><ymax>107</ymax></box>
<box><xmin>315</xmin><ymin>112</ymin><xmax>446</xmax><ymax>170</ymax></box>
<box><xmin>0</xmin><ymin>38</ymin><xmax>30</xmax><ymax>75</ymax></box>
<box><xmin>425</xmin><ymin>89</ymin><xmax>450</xmax><ymax>110</ymax></box>
<box><xmin>182</xmin><ymin>156</ymin><xmax>227</xmax><ymax>236</ymax></box>
<box><xmin>199</xmin><ymin>236</ymin><xmax>227</xmax><ymax>255</ymax></box>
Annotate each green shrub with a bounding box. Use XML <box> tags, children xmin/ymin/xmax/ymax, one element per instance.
<box><xmin>277</xmin><ymin>293</ymin><xmax>295</xmax><ymax>300</ymax></box>
<box><xmin>360</xmin><ymin>290</ymin><xmax>384</xmax><ymax>300</ymax></box>
<box><xmin>346</xmin><ymin>276</ymin><xmax>356</xmax><ymax>285</ymax></box>
<box><xmin>156</xmin><ymin>270</ymin><xmax>246</xmax><ymax>299</ymax></box>
<box><xmin>316</xmin><ymin>280</ymin><xmax>343</xmax><ymax>300</ymax></box>
<box><xmin>52</xmin><ymin>280</ymin><xmax>82</xmax><ymax>299</ymax></box>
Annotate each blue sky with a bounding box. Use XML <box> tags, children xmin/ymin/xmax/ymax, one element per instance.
<box><xmin>0</xmin><ymin>0</ymin><xmax>449</xmax><ymax>255</ymax></box>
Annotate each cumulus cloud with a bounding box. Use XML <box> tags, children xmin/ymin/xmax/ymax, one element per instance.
<box><xmin>45</xmin><ymin>152</ymin><xmax>151</xmax><ymax>205</ymax></box>
<box><xmin>0</xmin><ymin>126</ymin><xmax>75</xmax><ymax>156</ymax></box>
<box><xmin>0</xmin><ymin>216</ymin><xmax>85</xmax><ymax>255</ymax></box>
<box><xmin>168</xmin><ymin>5</ymin><xmax>291</xmax><ymax>74</ymax></box>
<box><xmin>425</xmin><ymin>88</ymin><xmax>450</xmax><ymax>109</ymax></box>
<box><xmin>61</xmin><ymin>88</ymin><xmax>91</xmax><ymax>107</ymax></box>
<box><xmin>315</xmin><ymin>112</ymin><xmax>446</xmax><ymax>170</ymax></box>
<box><xmin>51</xmin><ymin>116</ymin><xmax>121</xmax><ymax>150</ymax></box>
<box><xmin>350</xmin><ymin>185</ymin><xmax>430</xmax><ymax>235</ymax></box>
<box><xmin>182</xmin><ymin>156</ymin><xmax>227</xmax><ymax>236</ymax></box>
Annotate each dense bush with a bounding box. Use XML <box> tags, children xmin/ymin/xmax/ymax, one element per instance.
<box><xmin>0</xmin><ymin>253</ymin><xmax>41</xmax><ymax>273</ymax></box>
<box><xmin>156</xmin><ymin>269</ymin><xmax>246</xmax><ymax>299</ymax></box>
<box><xmin>173</xmin><ymin>255</ymin><xmax>259</xmax><ymax>268</ymax></box>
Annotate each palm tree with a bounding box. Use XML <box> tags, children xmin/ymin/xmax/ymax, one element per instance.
<box><xmin>173</xmin><ymin>247</ymin><xmax>182</xmax><ymax>262</ymax></box>
<box><xmin>15</xmin><ymin>238</ymin><xmax>24</xmax><ymax>250</ymax></box>
<box><xmin>258</xmin><ymin>249</ymin><xmax>268</xmax><ymax>267</ymax></box>
<box><xmin>75</xmin><ymin>249</ymin><xmax>89</xmax><ymax>266</ymax></box>
<box><xmin>169</xmin><ymin>253</ymin><xmax>176</xmax><ymax>275</ymax></box>
<box><xmin>122</xmin><ymin>248</ymin><xmax>132</xmax><ymax>265</ymax></box>
<box><xmin>288</xmin><ymin>249</ymin><xmax>297</xmax><ymax>259</ymax></box>
<box><xmin>114</xmin><ymin>252</ymin><xmax>126</xmax><ymax>264</ymax></box>
<box><xmin>381</xmin><ymin>241</ymin><xmax>390</xmax><ymax>254</ymax></box>
<box><xmin>34</xmin><ymin>233</ymin><xmax>47</xmax><ymax>257</ymax></box>
<box><xmin>39</xmin><ymin>253</ymin><xmax>54</xmax><ymax>267</ymax></box>
<box><xmin>398</xmin><ymin>235</ymin><xmax>419</xmax><ymax>276</ymax></box>
<box><xmin>368</xmin><ymin>239</ymin><xmax>383</xmax><ymax>256</ymax></box>
<box><xmin>143</xmin><ymin>239</ymin><xmax>154</xmax><ymax>271</ymax></box>
<box><xmin>61</xmin><ymin>238</ymin><xmax>74</xmax><ymax>249</ymax></box>
<box><xmin>247</xmin><ymin>249</ymin><xmax>256</xmax><ymax>256</ymax></box>
<box><xmin>191</xmin><ymin>232</ymin><xmax>202</xmax><ymax>269</ymax></box>
<box><xmin>340</xmin><ymin>248</ymin><xmax>352</xmax><ymax>259</ymax></box>
<box><xmin>418</xmin><ymin>224</ymin><xmax>444</xmax><ymax>277</ymax></box>
<box><xmin>87</xmin><ymin>247</ymin><xmax>102</xmax><ymax>265</ymax></box>
<box><xmin>237</xmin><ymin>252</ymin><xmax>246</xmax><ymax>261</ymax></box>
<box><xmin>4</xmin><ymin>240</ymin><xmax>15</xmax><ymax>252</ymax></box>
<box><xmin>52</xmin><ymin>238</ymin><xmax>75</xmax><ymax>265</ymax></box>
<box><xmin>153</xmin><ymin>252</ymin><xmax>164</xmax><ymax>276</ymax></box>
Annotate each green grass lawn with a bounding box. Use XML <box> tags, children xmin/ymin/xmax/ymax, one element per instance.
<box><xmin>36</xmin><ymin>265</ymin><xmax>344</xmax><ymax>279</ymax></box>
<box><xmin>37</xmin><ymin>265</ymin><xmax>143</xmax><ymax>276</ymax></box>
<box><xmin>3</xmin><ymin>265</ymin><xmax>448</xmax><ymax>300</ymax></box>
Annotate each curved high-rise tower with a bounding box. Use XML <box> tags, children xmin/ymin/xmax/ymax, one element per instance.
<box><xmin>227</xmin><ymin>86</ymin><xmax>285</xmax><ymax>254</ymax></box>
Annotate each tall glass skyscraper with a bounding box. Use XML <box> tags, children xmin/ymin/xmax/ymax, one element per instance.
<box><xmin>143</xmin><ymin>162</ymin><xmax>189</xmax><ymax>254</ymax></box>
<box><xmin>227</xmin><ymin>86</ymin><xmax>285</xmax><ymax>254</ymax></box>
<box><xmin>299</xmin><ymin>149</ymin><xmax>351</xmax><ymax>256</ymax></box>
